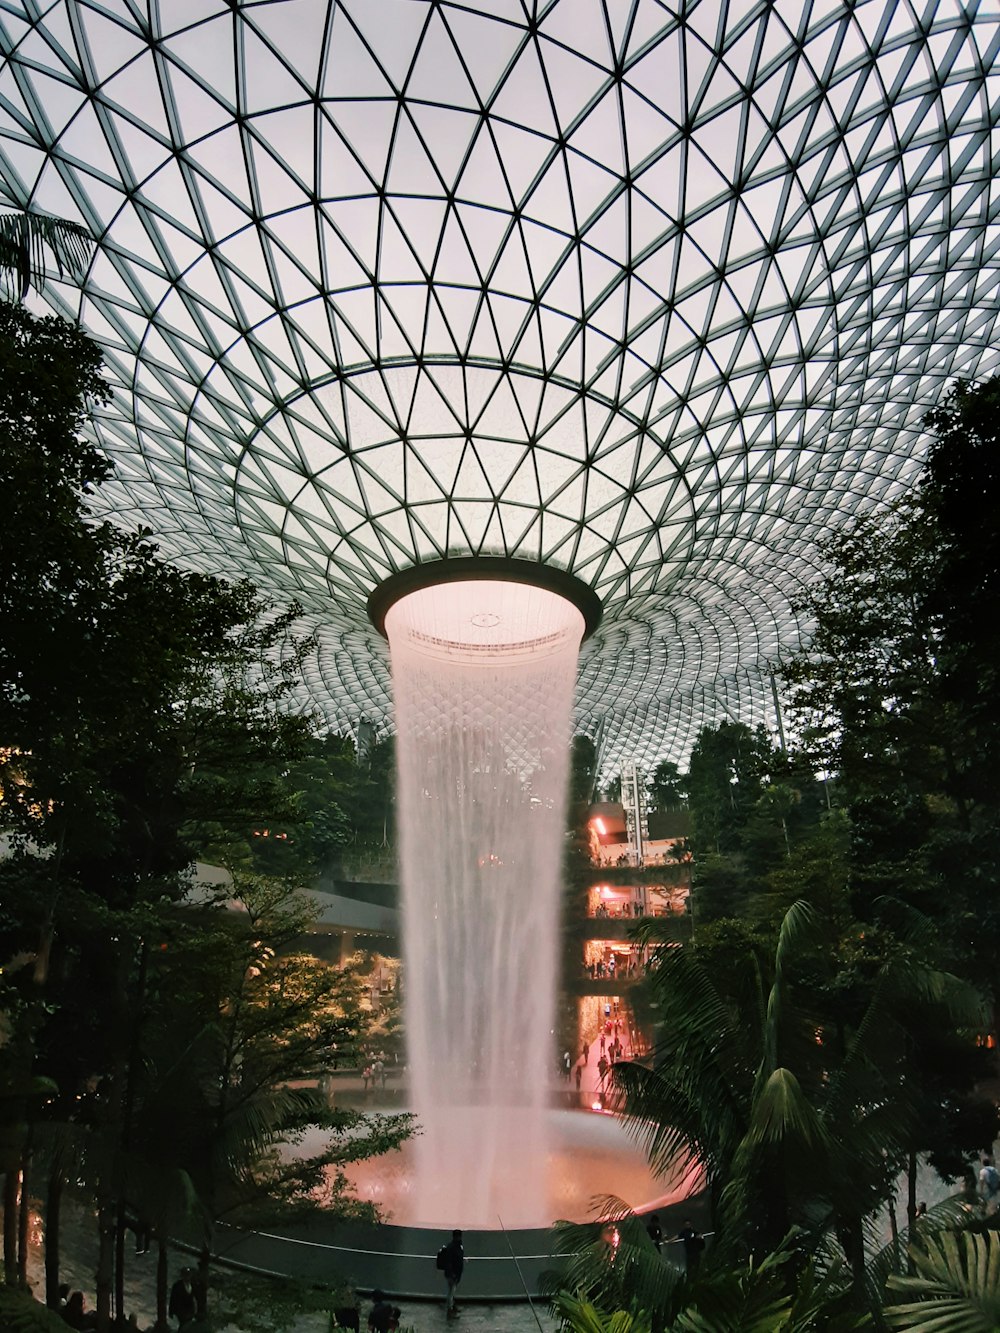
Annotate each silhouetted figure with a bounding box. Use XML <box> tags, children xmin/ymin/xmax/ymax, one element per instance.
<box><xmin>168</xmin><ymin>1270</ymin><xmax>197</xmax><ymax>1327</ymax></box>
<box><xmin>645</xmin><ymin>1212</ymin><xmax>663</xmax><ymax>1253</ymax></box>
<box><xmin>439</xmin><ymin>1228</ymin><xmax>464</xmax><ymax>1317</ymax></box>
<box><xmin>367</xmin><ymin>1289</ymin><xmax>394</xmax><ymax>1331</ymax></box>
<box><xmin>677</xmin><ymin>1220</ymin><xmax>705</xmax><ymax>1276</ymax></box>
<box><xmin>60</xmin><ymin>1291</ymin><xmax>96</xmax><ymax>1329</ymax></box>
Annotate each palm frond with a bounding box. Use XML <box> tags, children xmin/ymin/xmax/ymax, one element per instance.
<box><xmin>749</xmin><ymin>1068</ymin><xmax>830</xmax><ymax>1153</ymax></box>
<box><xmin>885</xmin><ymin>962</ymin><xmax>988</xmax><ymax>1030</ymax></box>
<box><xmin>761</xmin><ymin>902</ymin><xmax>817</xmax><ymax>1083</ymax></box>
<box><xmin>822</xmin><ymin>969</ymin><xmax>902</xmax><ymax>1126</ymax></box>
<box><xmin>546</xmin><ymin>1207</ymin><xmax>683</xmax><ymax>1319</ymax></box>
<box><xmin>884</xmin><ymin>1231</ymin><xmax>1000</xmax><ymax>1331</ymax></box>
<box><xmin>865</xmin><ymin>1195</ymin><xmax>977</xmax><ymax>1309</ymax></box>
<box><xmin>0</xmin><ymin>212</ymin><xmax>92</xmax><ymax>298</ymax></box>
<box><xmin>552</xmin><ymin>1291</ymin><xmax>651</xmax><ymax>1333</ymax></box>
<box><xmin>214</xmin><ymin>1085</ymin><xmax>325</xmax><ymax>1173</ymax></box>
<box><xmin>671</xmin><ymin>1257</ymin><xmax>793</xmax><ymax>1332</ymax></box>
<box><xmin>611</xmin><ymin>1061</ymin><xmax>720</xmax><ymax>1180</ymax></box>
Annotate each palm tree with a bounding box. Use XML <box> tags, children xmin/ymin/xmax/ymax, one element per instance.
<box><xmin>551</xmin><ymin>1228</ymin><xmax>871</xmax><ymax>1332</ymax></box>
<box><xmin>0</xmin><ymin>211</ymin><xmax>92</xmax><ymax>300</ymax></box>
<box><xmin>611</xmin><ymin>902</ymin><xmax>983</xmax><ymax>1285</ymax></box>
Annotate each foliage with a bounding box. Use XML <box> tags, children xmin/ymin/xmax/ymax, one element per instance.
<box><xmin>0</xmin><ymin>1285</ymin><xmax>69</xmax><ymax>1332</ymax></box>
<box><xmin>685</xmin><ymin>722</ymin><xmax>775</xmax><ymax>857</ymax></box>
<box><xmin>209</xmin><ymin>1268</ymin><xmax>356</xmax><ymax>1333</ymax></box>
<box><xmin>613</xmin><ymin>901</ymin><xmax>984</xmax><ymax>1285</ymax></box>
<box><xmin>555</xmin><ymin>1290</ymin><xmax>652</xmax><ymax>1332</ymax></box>
<box><xmin>884</xmin><ymin>1230</ymin><xmax>1000</xmax><ymax>1331</ymax></box>
<box><xmin>781</xmin><ymin>375</ymin><xmax>1000</xmax><ymax>997</ymax></box>
<box><xmin>126</xmin><ymin>878</ymin><xmax>412</xmax><ymax>1235</ymax></box>
<box><xmin>648</xmin><ymin>760</ymin><xmax>686</xmax><ymax>812</ymax></box>
<box><xmin>550</xmin><ymin>1221</ymin><xmax>869</xmax><ymax>1332</ymax></box>
<box><xmin>0</xmin><ymin>305</ymin><xmax>404</xmax><ymax>1326</ymax></box>
<box><xmin>0</xmin><ymin>211</ymin><xmax>92</xmax><ymax>300</ymax></box>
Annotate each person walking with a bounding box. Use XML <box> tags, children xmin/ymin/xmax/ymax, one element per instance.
<box><xmin>438</xmin><ymin>1228</ymin><xmax>464</xmax><ymax>1317</ymax></box>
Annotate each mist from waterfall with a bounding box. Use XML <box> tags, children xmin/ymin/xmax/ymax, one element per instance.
<box><xmin>385</xmin><ymin>579</ymin><xmax>584</xmax><ymax>1228</ymax></box>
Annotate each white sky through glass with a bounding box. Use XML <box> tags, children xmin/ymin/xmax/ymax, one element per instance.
<box><xmin>1</xmin><ymin>0</ymin><xmax>998</xmax><ymax>768</ymax></box>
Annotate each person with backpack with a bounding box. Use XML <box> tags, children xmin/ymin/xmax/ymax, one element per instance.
<box><xmin>436</xmin><ymin>1228</ymin><xmax>464</xmax><ymax>1318</ymax></box>
<box><xmin>979</xmin><ymin>1155</ymin><xmax>1000</xmax><ymax>1214</ymax></box>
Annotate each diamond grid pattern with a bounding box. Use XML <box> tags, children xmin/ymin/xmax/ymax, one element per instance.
<box><xmin>1</xmin><ymin>0</ymin><xmax>998</xmax><ymax>770</ymax></box>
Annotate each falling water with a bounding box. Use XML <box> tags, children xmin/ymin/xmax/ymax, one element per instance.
<box><xmin>384</xmin><ymin>578</ymin><xmax>585</xmax><ymax>1228</ymax></box>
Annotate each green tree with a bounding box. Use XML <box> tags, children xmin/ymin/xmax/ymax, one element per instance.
<box><xmin>686</xmin><ymin>723</ymin><xmax>775</xmax><ymax>857</ymax></box>
<box><xmin>648</xmin><ymin>760</ymin><xmax>686</xmax><ymax>813</ymax></box>
<box><xmin>0</xmin><ymin>305</ymin><xmax>391</xmax><ymax>1330</ymax></box>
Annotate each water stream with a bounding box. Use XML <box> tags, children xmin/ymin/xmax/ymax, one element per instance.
<box><xmin>385</xmin><ymin>578</ymin><xmax>584</xmax><ymax>1227</ymax></box>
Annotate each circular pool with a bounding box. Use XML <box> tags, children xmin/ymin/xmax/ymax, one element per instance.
<box><xmin>339</xmin><ymin>1107</ymin><xmax>701</xmax><ymax>1229</ymax></box>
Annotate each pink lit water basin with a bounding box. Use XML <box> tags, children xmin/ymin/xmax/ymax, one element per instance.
<box><xmin>335</xmin><ymin>1108</ymin><xmax>702</xmax><ymax>1230</ymax></box>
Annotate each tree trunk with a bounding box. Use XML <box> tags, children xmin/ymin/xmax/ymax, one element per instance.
<box><xmin>888</xmin><ymin>1188</ymin><xmax>899</xmax><ymax>1274</ymax></box>
<box><xmin>838</xmin><ymin>1217</ymin><xmax>867</xmax><ymax>1295</ymax></box>
<box><xmin>95</xmin><ymin>1201</ymin><xmax>115</xmax><ymax>1332</ymax></box>
<box><xmin>3</xmin><ymin>1169</ymin><xmax>20</xmax><ymax>1284</ymax></box>
<box><xmin>115</xmin><ymin>1200</ymin><xmax>127</xmax><ymax>1324</ymax></box>
<box><xmin>906</xmin><ymin>1150</ymin><xmax>918</xmax><ymax>1274</ymax></box>
<box><xmin>45</xmin><ymin>1169</ymin><xmax>62</xmax><ymax>1307</ymax></box>
<box><xmin>197</xmin><ymin>1241</ymin><xmax>211</xmax><ymax>1319</ymax></box>
<box><xmin>155</xmin><ymin>1235</ymin><xmax>169</xmax><ymax>1332</ymax></box>
<box><xmin>16</xmin><ymin>1138</ymin><xmax>31</xmax><ymax>1285</ymax></box>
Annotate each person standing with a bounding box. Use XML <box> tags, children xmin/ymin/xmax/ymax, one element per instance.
<box><xmin>582</xmin><ymin>1039</ymin><xmax>590</xmax><ymax>1064</ymax></box>
<box><xmin>677</xmin><ymin>1220</ymin><xmax>705</xmax><ymax>1277</ymax></box>
<box><xmin>439</xmin><ymin>1228</ymin><xmax>464</xmax><ymax>1317</ymax></box>
<box><xmin>645</xmin><ymin>1213</ymin><xmax>663</xmax><ymax>1253</ymax></box>
<box><xmin>367</xmin><ymin>1289</ymin><xmax>394</xmax><ymax>1331</ymax></box>
<box><xmin>168</xmin><ymin>1269</ymin><xmax>197</xmax><ymax>1328</ymax></box>
<box><xmin>979</xmin><ymin>1156</ymin><xmax>1000</xmax><ymax>1214</ymax></box>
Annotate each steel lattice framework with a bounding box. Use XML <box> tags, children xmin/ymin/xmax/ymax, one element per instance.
<box><xmin>1</xmin><ymin>0</ymin><xmax>999</xmax><ymax>770</ymax></box>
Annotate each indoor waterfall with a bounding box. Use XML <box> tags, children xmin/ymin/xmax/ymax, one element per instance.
<box><xmin>384</xmin><ymin>577</ymin><xmax>585</xmax><ymax>1227</ymax></box>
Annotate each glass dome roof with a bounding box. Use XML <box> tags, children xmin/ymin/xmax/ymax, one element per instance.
<box><xmin>2</xmin><ymin>0</ymin><xmax>998</xmax><ymax>769</ymax></box>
